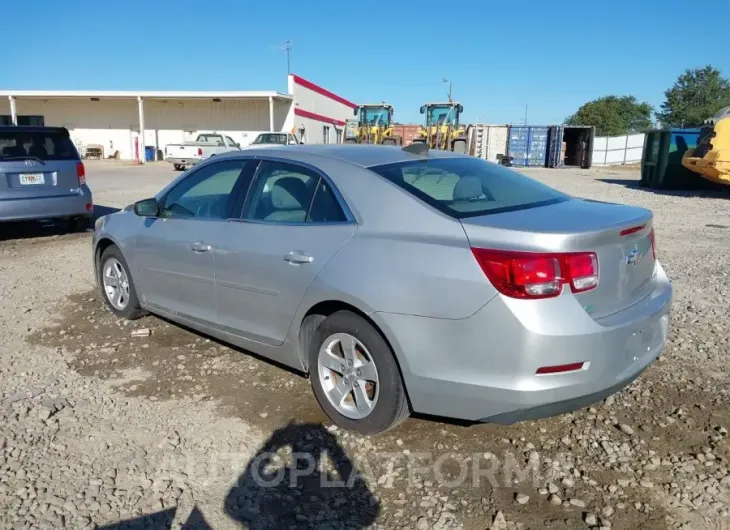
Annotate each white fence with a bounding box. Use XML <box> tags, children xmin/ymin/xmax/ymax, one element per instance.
<box><xmin>592</xmin><ymin>133</ymin><xmax>645</xmax><ymax>166</ymax></box>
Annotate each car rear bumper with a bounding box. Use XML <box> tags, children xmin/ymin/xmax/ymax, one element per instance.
<box><xmin>0</xmin><ymin>187</ymin><xmax>93</xmax><ymax>222</ymax></box>
<box><xmin>165</xmin><ymin>157</ymin><xmax>200</xmax><ymax>165</ymax></box>
<box><xmin>373</xmin><ymin>261</ymin><xmax>673</xmax><ymax>423</ymax></box>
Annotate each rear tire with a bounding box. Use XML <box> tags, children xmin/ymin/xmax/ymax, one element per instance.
<box><xmin>452</xmin><ymin>139</ymin><xmax>467</xmax><ymax>154</ymax></box>
<box><xmin>309</xmin><ymin>311</ymin><xmax>410</xmax><ymax>436</ymax></box>
<box><xmin>98</xmin><ymin>245</ymin><xmax>146</xmax><ymax>320</ymax></box>
<box><xmin>173</xmin><ymin>164</ymin><xmax>184</xmax><ymax>171</ymax></box>
<box><xmin>67</xmin><ymin>217</ymin><xmax>90</xmax><ymax>233</ymax></box>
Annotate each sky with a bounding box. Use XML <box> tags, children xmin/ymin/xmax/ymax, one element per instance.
<box><xmin>4</xmin><ymin>0</ymin><xmax>730</xmax><ymax>125</ymax></box>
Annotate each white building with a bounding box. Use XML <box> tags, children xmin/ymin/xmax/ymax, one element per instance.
<box><xmin>0</xmin><ymin>74</ymin><xmax>356</xmax><ymax>163</ymax></box>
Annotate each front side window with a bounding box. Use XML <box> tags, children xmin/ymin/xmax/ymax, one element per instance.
<box><xmin>369</xmin><ymin>157</ymin><xmax>568</xmax><ymax>218</ymax></box>
<box><xmin>226</xmin><ymin>136</ymin><xmax>238</xmax><ymax>147</ymax></box>
<box><xmin>161</xmin><ymin>160</ymin><xmax>248</xmax><ymax>219</ymax></box>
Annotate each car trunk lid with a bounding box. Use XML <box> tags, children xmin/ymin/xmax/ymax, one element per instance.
<box><xmin>461</xmin><ymin>198</ymin><xmax>656</xmax><ymax>319</ymax></box>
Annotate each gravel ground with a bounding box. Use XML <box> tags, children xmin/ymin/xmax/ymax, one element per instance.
<box><xmin>1</xmin><ymin>162</ymin><xmax>729</xmax><ymax>530</ymax></box>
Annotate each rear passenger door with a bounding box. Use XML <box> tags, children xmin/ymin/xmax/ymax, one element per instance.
<box><xmin>215</xmin><ymin>160</ymin><xmax>357</xmax><ymax>352</ymax></box>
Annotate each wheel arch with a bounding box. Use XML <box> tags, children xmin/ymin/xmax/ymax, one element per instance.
<box><xmin>296</xmin><ymin>299</ymin><xmax>412</xmax><ymax>408</ymax></box>
<box><xmin>94</xmin><ymin>236</ymin><xmax>119</xmax><ymax>277</ymax></box>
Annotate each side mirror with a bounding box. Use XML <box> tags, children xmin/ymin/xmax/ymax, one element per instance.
<box><xmin>419</xmin><ymin>106</ymin><xmax>426</xmax><ymax>114</ymax></box>
<box><xmin>236</xmin><ymin>143</ymin><xmax>240</xmax><ymax>148</ymax></box>
<box><xmin>134</xmin><ymin>198</ymin><xmax>159</xmax><ymax>217</ymax></box>
<box><xmin>458</xmin><ymin>104</ymin><xmax>464</xmax><ymax>113</ymax></box>
<box><xmin>353</xmin><ymin>108</ymin><xmax>358</xmax><ymax>116</ymax></box>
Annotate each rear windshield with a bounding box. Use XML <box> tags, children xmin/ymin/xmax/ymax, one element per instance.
<box><xmin>253</xmin><ymin>134</ymin><xmax>287</xmax><ymax>145</ymax></box>
<box><xmin>369</xmin><ymin>157</ymin><xmax>569</xmax><ymax>218</ymax></box>
<box><xmin>0</xmin><ymin>131</ymin><xmax>79</xmax><ymax>161</ymax></box>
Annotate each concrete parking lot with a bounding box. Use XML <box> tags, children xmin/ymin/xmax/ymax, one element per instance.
<box><xmin>1</xmin><ymin>162</ymin><xmax>729</xmax><ymax>530</ymax></box>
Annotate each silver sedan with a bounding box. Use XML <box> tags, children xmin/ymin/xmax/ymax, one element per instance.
<box><xmin>92</xmin><ymin>144</ymin><xmax>672</xmax><ymax>435</ymax></box>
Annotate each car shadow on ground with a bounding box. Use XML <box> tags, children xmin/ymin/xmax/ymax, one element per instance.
<box><xmin>97</xmin><ymin>422</ymin><xmax>380</xmax><ymax>530</ymax></box>
<box><xmin>598</xmin><ymin>178</ymin><xmax>730</xmax><ymax>199</ymax></box>
<box><xmin>0</xmin><ymin>205</ymin><xmax>120</xmax><ymax>242</ymax></box>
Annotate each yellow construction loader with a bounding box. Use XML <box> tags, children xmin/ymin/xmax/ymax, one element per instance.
<box><xmin>344</xmin><ymin>104</ymin><xmax>402</xmax><ymax>145</ymax></box>
<box><xmin>414</xmin><ymin>102</ymin><xmax>467</xmax><ymax>152</ymax></box>
<box><xmin>681</xmin><ymin>106</ymin><xmax>730</xmax><ymax>187</ymax></box>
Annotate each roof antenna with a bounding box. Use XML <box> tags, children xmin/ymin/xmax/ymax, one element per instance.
<box><xmin>402</xmin><ymin>142</ymin><xmax>429</xmax><ymax>156</ymax></box>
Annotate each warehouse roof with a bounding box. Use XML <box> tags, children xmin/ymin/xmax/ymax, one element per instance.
<box><xmin>1</xmin><ymin>90</ymin><xmax>293</xmax><ymax>100</ymax></box>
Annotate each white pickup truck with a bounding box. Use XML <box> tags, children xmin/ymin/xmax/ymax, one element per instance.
<box><xmin>242</xmin><ymin>132</ymin><xmax>301</xmax><ymax>148</ymax></box>
<box><xmin>164</xmin><ymin>133</ymin><xmax>240</xmax><ymax>170</ymax></box>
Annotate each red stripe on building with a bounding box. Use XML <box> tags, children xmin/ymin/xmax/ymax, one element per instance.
<box><xmin>294</xmin><ymin>108</ymin><xmax>346</xmax><ymax>127</ymax></box>
<box><xmin>292</xmin><ymin>74</ymin><xmax>357</xmax><ymax>110</ymax></box>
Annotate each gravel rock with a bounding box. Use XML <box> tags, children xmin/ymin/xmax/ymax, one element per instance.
<box><xmin>491</xmin><ymin>511</ymin><xmax>508</xmax><ymax>530</ymax></box>
<box><xmin>515</xmin><ymin>493</ymin><xmax>530</xmax><ymax>505</ymax></box>
<box><xmin>618</xmin><ymin>424</ymin><xmax>635</xmax><ymax>436</ymax></box>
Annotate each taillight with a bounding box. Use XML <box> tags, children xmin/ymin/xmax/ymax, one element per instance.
<box><xmin>471</xmin><ymin>248</ymin><xmax>599</xmax><ymax>299</ymax></box>
<box><xmin>648</xmin><ymin>229</ymin><xmax>656</xmax><ymax>259</ymax></box>
<box><xmin>76</xmin><ymin>162</ymin><xmax>86</xmax><ymax>185</ymax></box>
<box><xmin>197</xmin><ymin>148</ymin><xmax>203</xmax><ymax>156</ymax></box>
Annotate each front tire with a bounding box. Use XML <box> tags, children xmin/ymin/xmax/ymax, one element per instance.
<box><xmin>309</xmin><ymin>311</ymin><xmax>410</xmax><ymax>435</ymax></box>
<box><xmin>99</xmin><ymin>245</ymin><xmax>146</xmax><ymax>320</ymax></box>
<box><xmin>452</xmin><ymin>139</ymin><xmax>467</xmax><ymax>154</ymax></box>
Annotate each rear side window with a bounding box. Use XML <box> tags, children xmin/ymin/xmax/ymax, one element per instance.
<box><xmin>0</xmin><ymin>130</ymin><xmax>79</xmax><ymax>161</ymax></box>
<box><xmin>307</xmin><ymin>179</ymin><xmax>346</xmax><ymax>222</ymax></box>
<box><xmin>369</xmin><ymin>157</ymin><xmax>568</xmax><ymax>218</ymax></box>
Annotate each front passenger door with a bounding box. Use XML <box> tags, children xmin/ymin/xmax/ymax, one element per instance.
<box><xmin>134</xmin><ymin>159</ymin><xmax>252</xmax><ymax>325</ymax></box>
<box><xmin>216</xmin><ymin>161</ymin><xmax>357</xmax><ymax>352</ymax></box>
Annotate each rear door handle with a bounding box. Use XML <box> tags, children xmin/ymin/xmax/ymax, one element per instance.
<box><xmin>190</xmin><ymin>242</ymin><xmax>212</xmax><ymax>253</ymax></box>
<box><xmin>284</xmin><ymin>251</ymin><xmax>313</xmax><ymax>264</ymax></box>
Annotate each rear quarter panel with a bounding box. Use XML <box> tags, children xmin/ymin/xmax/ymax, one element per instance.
<box><xmin>296</xmin><ymin>157</ymin><xmax>498</xmax><ymax>320</ymax></box>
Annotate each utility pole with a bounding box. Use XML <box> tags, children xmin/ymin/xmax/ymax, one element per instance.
<box><xmin>443</xmin><ymin>78</ymin><xmax>452</xmax><ymax>102</ymax></box>
<box><xmin>524</xmin><ymin>104</ymin><xmax>528</xmax><ymax>126</ymax></box>
<box><xmin>282</xmin><ymin>40</ymin><xmax>292</xmax><ymax>75</ymax></box>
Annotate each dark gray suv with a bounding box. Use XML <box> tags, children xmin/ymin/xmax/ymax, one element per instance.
<box><xmin>0</xmin><ymin>126</ymin><xmax>93</xmax><ymax>230</ymax></box>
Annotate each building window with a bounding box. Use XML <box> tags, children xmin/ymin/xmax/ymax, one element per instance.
<box><xmin>335</xmin><ymin>128</ymin><xmax>343</xmax><ymax>144</ymax></box>
<box><xmin>323</xmin><ymin>125</ymin><xmax>330</xmax><ymax>144</ymax></box>
<box><xmin>0</xmin><ymin>115</ymin><xmax>45</xmax><ymax>126</ymax></box>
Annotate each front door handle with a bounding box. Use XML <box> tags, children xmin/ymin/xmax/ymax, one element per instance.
<box><xmin>284</xmin><ymin>251</ymin><xmax>313</xmax><ymax>264</ymax></box>
<box><xmin>190</xmin><ymin>242</ymin><xmax>212</xmax><ymax>253</ymax></box>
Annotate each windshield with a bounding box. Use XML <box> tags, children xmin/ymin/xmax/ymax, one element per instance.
<box><xmin>369</xmin><ymin>157</ymin><xmax>568</xmax><ymax>219</ymax></box>
<box><xmin>427</xmin><ymin>106</ymin><xmax>458</xmax><ymax>126</ymax></box>
<box><xmin>0</xmin><ymin>130</ymin><xmax>79</xmax><ymax>161</ymax></box>
<box><xmin>253</xmin><ymin>133</ymin><xmax>288</xmax><ymax>145</ymax></box>
<box><xmin>360</xmin><ymin>107</ymin><xmax>391</xmax><ymax>127</ymax></box>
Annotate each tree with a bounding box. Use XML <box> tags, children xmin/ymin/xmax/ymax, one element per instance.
<box><xmin>565</xmin><ymin>96</ymin><xmax>653</xmax><ymax>136</ymax></box>
<box><xmin>657</xmin><ymin>66</ymin><xmax>730</xmax><ymax>127</ymax></box>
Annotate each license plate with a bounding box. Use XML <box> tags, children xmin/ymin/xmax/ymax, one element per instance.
<box><xmin>19</xmin><ymin>173</ymin><xmax>45</xmax><ymax>185</ymax></box>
